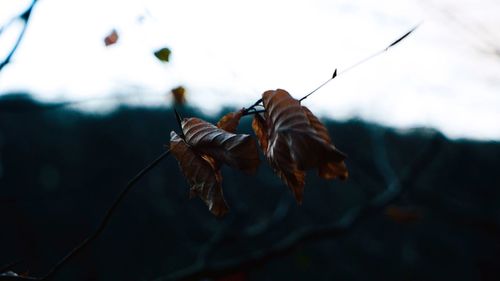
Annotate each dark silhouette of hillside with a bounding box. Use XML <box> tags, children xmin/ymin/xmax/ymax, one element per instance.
<box><xmin>1</xmin><ymin>94</ymin><xmax>499</xmax><ymax>281</ymax></box>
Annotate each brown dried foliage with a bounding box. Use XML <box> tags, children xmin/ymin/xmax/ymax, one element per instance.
<box><xmin>170</xmin><ymin>116</ymin><xmax>260</xmax><ymax>216</ymax></box>
<box><xmin>170</xmin><ymin>131</ymin><xmax>228</xmax><ymax>216</ymax></box>
<box><xmin>216</xmin><ymin>109</ymin><xmax>244</xmax><ymax>133</ymax></box>
<box><xmin>252</xmin><ymin>89</ymin><xmax>348</xmax><ymax>203</ymax></box>
<box><xmin>104</xmin><ymin>29</ymin><xmax>119</xmax><ymax>46</ymax></box>
<box><xmin>171</xmin><ymin>89</ymin><xmax>348</xmax><ymax>215</ymax></box>
<box><xmin>301</xmin><ymin>106</ymin><xmax>348</xmax><ymax>180</ymax></box>
<box><xmin>171</xmin><ymin>86</ymin><xmax>186</xmax><ymax>105</ymax></box>
<box><xmin>182</xmin><ymin>117</ymin><xmax>259</xmax><ymax>174</ymax></box>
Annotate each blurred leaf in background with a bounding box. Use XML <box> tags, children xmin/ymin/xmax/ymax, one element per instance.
<box><xmin>104</xmin><ymin>29</ymin><xmax>119</xmax><ymax>47</ymax></box>
<box><xmin>384</xmin><ymin>205</ymin><xmax>423</xmax><ymax>224</ymax></box>
<box><xmin>171</xmin><ymin>86</ymin><xmax>186</xmax><ymax>106</ymax></box>
<box><xmin>154</xmin><ymin>47</ymin><xmax>171</xmax><ymax>62</ymax></box>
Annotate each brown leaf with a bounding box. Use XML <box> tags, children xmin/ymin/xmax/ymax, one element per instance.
<box><xmin>171</xmin><ymin>86</ymin><xmax>186</xmax><ymax>105</ymax></box>
<box><xmin>253</xmin><ymin>112</ymin><xmax>305</xmax><ymax>200</ymax></box>
<box><xmin>254</xmin><ymin>89</ymin><xmax>348</xmax><ymax>203</ymax></box>
<box><xmin>270</xmin><ymin>135</ymin><xmax>307</xmax><ymax>202</ymax></box>
<box><xmin>154</xmin><ymin>47</ymin><xmax>171</xmax><ymax>62</ymax></box>
<box><xmin>385</xmin><ymin>205</ymin><xmax>422</xmax><ymax>223</ymax></box>
<box><xmin>170</xmin><ymin>131</ymin><xmax>228</xmax><ymax>216</ymax></box>
<box><xmin>104</xmin><ymin>29</ymin><xmax>119</xmax><ymax>46</ymax></box>
<box><xmin>182</xmin><ymin>117</ymin><xmax>259</xmax><ymax>174</ymax></box>
<box><xmin>251</xmin><ymin>113</ymin><xmax>268</xmax><ymax>154</ymax></box>
<box><xmin>216</xmin><ymin>109</ymin><xmax>244</xmax><ymax>133</ymax></box>
<box><xmin>301</xmin><ymin>106</ymin><xmax>348</xmax><ymax>180</ymax></box>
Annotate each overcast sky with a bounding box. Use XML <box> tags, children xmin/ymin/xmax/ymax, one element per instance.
<box><xmin>1</xmin><ymin>0</ymin><xmax>500</xmax><ymax>140</ymax></box>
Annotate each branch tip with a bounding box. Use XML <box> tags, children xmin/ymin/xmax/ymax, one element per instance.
<box><xmin>386</xmin><ymin>23</ymin><xmax>421</xmax><ymax>50</ymax></box>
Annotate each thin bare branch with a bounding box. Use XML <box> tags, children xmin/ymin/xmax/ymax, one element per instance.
<box><xmin>299</xmin><ymin>69</ymin><xmax>337</xmax><ymax>102</ymax></box>
<box><xmin>243</xmin><ymin>195</ymin><xmax>292</xmax><ymax>237</ymax></box>
<box><xmin>241</xmin><ymin>98</ymin><xmax>263</xmax><ymax>115</ymax></box>
<box><xmin>0</xmin><ymin>0</ymin><xmax>38</xmax><ymax>73</ymax></box>
<box><xmin>299</xmin><ymin>24</ymin><xmax>419</xmax><ymax>102</ymax></box>
<box><xmin>241</xmin><ymin>109</ymin><xmax>265</xmax><ymax>116</ymax></box>
<box><xmin>1</xmin><ymin>149</ymin><xmax>171</xmax><ymax>281</ymax></box>
<box><xmin>154</xmin><ymin>133</ymin><xmax>442</xmax><ymax>281</ymax></box>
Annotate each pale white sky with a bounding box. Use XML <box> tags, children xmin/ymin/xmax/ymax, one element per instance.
<box><xmin>1</xmin><ymin>0</ymin><xmax>500</xmax><ymax>140</ymax></box>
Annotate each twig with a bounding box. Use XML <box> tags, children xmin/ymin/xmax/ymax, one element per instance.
<box><xmin>154</xmin><ymin>134</ymin><xmax>442</xmax><ymax>281</ymax></box>
<box><xmin>0</xmin><ymin>0</ymin><xmax>38</xmax><ymax>73</ymax></box>
<box><xmin>299</xmin><ymin>69</ymin><xmax>337</xmax><ymax>102</ymax></box>
<box><xmin>299</xmin><ymin>24</ymin><xmax>420</xmax><ymax>102</ymax></box>
<box><xmin>196</xmin><ymin>215</ymin><xmax>238</xmax><ymax>265</ymax></box>
<box><xmin>0</xmin><ymin>149</ymin><xmax>171</xmax><ymax>281</ymax></box>
<box><xmin>189</xmin><ymin>193</ymin><xmax>292</xmax><ymax>270</ymax></box>
<box><xmin>243</xmin><ymin>194</ymin><xmax>292</xmax><ymax>237</ymax></box>
<box><xmin>239</xmin><ymin>24</ymin><xmax>420</xmax><ymax>114</ymax></box>
<box><xmin>241</xmin><ymin>98</ymin><xmax>263</xmax><ymax>116</ymax></box>
<box><xmin>241</xmin><ymin>109</ymin><xmax>265</xmax><ymax>117</ymax></box>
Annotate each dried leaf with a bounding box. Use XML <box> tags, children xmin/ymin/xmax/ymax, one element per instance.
<box><xmin>182</xmin><ymin>117</ymin><xmax>259</xmax><ymax>174</ymax></box>
<box><xmin>254</xmin><ymin>89</ymin><xmax>348</xmax><ymax>203</ymax></box>
<box><xmin>216</xmin><ymin>109</ymin><xmax>244</xmax><ymax>133</ymax></box>
<box><xmin>154</xmin><ymin>47</ymin><xmax>171</xmax><ymax>62</ymax></box>
<box><xmin>104</xmin><ymin>29</ymin><xmax>119</xmax><ymax>46</ymax></box>
<box><xmin>385</xmin><ymin>205</ymin><xmax>422</xmax><ymax>223</ymax></box>
<box><xmin>252</xmin><ymin>113</ymin><xmax>268</xmax><ymax>154</ymax></box>
<box><xmin>253</xmin><ymin>111</ymin><xmax>305</xmax><ymax>200</ymax></box>
<box><xmin>270</xmin><ymin>135</ymin><xmax>306</xmax><ymax>201</ymax></box>
<box><xmin>170</xmin><ymin>131</ymin><xmax>228</xmax><ymax>216</ymax></box>
<box><xmin>301</xmin><ymin>106</ymin><xmax>348</xmax><ymax>180</ymax></box>
<box><xmin>171</xmin><ymin>86</ymin><xmax>186</xmax><ymax>105</ymax></box>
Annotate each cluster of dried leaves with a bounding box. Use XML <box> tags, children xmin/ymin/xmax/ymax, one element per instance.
<box><xmin>170</xmin><ymin>89</ymin><xmax>348</xmax><ymax>216</ymax></box>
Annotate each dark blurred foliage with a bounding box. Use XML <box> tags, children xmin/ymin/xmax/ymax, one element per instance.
<box><xmin>1</xmin><ymin>94</ymin><xmax>499</xmax><ymax>281</ymax></box>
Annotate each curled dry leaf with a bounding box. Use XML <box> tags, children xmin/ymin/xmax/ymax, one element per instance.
<box><xmin>216</xmin><ymin>109</ymin><xmax>244</xmax><ymax>133</ymax></box>
<box><xmin>253</xmin><ymin>89</ymin><xmax>348</xmax><ymax>203</ymax></box>
<box><xmin>253</xmin><ymin>111</ymin><xmax>306</xmax><ymax>200</ymax></box>
<box><xmin>170</xmin><ymin>116</ymin><xmax>261</xmax><ymax>216</ymax></box>
<box><xmin>170</xmin><ymin>131</ymin><xmax>228</xmax><ymax>216</ymax></box>
<box><xmin>104</xmin><ymin>29</ymin><xmax>119</xmax><ymax>46</ymax></box>
<box><xmin>301</xmin><ymin>106</ymin><xmax>348</xmax><ymax>180</ymax></box>
<box><xmin>182</xmin><ymin>117</ymin><xmax>260</xmax><ymax>174</ymax></box>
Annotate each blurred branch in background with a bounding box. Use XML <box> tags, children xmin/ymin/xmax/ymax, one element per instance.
<box><xmin>183</xmin><ymin>194</ymin><xmax>293</xmax><ymax>278</ymax></box>
<box><xmin>0</xmin><ymin>0</ymin><xmax>38</xmax><ymax>73</ymax></box>
<box><xmin>155</xmin><ymin>132</ymin><xmax>443</xmax><ymax>281</ymax></box>
<box><xmin>0</xmin><ymin>150</ymin><xmax>171</xmax><ymax>281</ymax></box>
<box><xmin>242</xmin><ymin>194</ymin><xmax>293</xmax><ymax>237</ymax></box>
